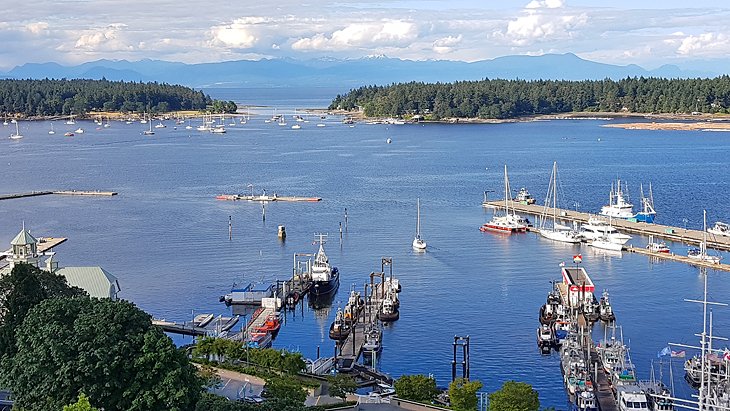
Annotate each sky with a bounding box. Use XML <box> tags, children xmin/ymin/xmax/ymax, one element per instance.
<box><xmin>2</xmin><ymin>0</ymin><xmax>729</xmax><ymax>70</ymax></box>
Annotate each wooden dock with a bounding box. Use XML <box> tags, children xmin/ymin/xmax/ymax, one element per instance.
<box><xmin>626</xmin><ymin>245</ymin><xmax>730</xmax><ymax>271</ymax></box>
<box><xmin>485</xmin><ymin>200</ymin><xmax>730</xmax><ymax>251</ymax></box>
<box><xmin>216</xmin><ymin>194</ymin><xmax>321</xmax><ymax>202</ymax></box>
<box><xmin>0</xmin><ymin>190</ymin><xmax>117</xmax><ymax>201</ymax></box>
<box><xmin>338</xmin><ymin>282</ymin><xmax>385</xmax><ymax>360</ymax></box>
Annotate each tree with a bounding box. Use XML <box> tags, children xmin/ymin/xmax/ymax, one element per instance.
<box><xmin>0</xmin><ymin>262</ymin><xmax>85</xmax><ymax>360</ymax></box>
<box><xmin>488</xmin><ymin>381</ymin><xmax>539</xmax><ymax>411</ymax></box>
<box><xmin>327</xmin><ymin>374</ymin><xmax>357</xmax><ymax>402</ymax></box>
<box><xmin>262</xmin><ymin>376</ymin><xmax>307</xmax><ymax>403</ymax></box>
<box><xmin>63</xmin><ymin>393</ymin><xmax>99</xmax><ymax>411</ymax></box>
<box><xmin>449</xmin><ymin>378</ymin><xmax>483</xmax><ymax>411</ymax></box>
<box><xmin>2</xmin><ymin>297</ymin><xmax>203</xmax><ymax>411</ymax></box>
<box><xmin>394</xmin><ymin>374</ymin><xmax>439</xmax><ymax>402</ymax></box>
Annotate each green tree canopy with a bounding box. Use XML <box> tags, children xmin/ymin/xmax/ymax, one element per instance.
<box><xmin>263</xmin><ymin>376</ymin><xmax>307</xmax><ymax>404</ymax></box>
<box><xmin>327</xmin><ymin>374</ymin><xmax>357</xmax><ymax>402</ymax></box>
<box><xmin>2</xmin><ymin>297</ymin><xmax>203</xmax><ymax>411</ymax></box>
<box><xmin>63</xmin><ymin>393</ymin><xmax>99</xmax><ymax>411</ymax></box>
<box><xmin>488</xmin><ymin>381</ymin><xmax>540</xmax><ymax>411</ymax></box>
<box><xmin>449</xmin><ymin>378</ymin><xmax>483</xmax><ymax>411</ymax></box>
<box><xmin>0</xmin><ymin>262</ymin><xmax>85</xmax><ymax>359</ymax></box>
<box><xmin>394</xmin><ymin>374</ymin><xmax>439</xmax><ymax>402</ymax></box>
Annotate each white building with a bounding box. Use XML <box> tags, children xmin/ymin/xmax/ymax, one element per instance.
<box><xmin>1</xmin><ymin>226</ymin><xmax>120</xmax><ymax>300</ymax></box>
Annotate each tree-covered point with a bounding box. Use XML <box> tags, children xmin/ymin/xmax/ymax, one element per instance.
<box><xmin>329</xmin><ymin>76</ymin><xmax>730</xmax><ymax>119</ymax></box>
<box><xmin>0</xmin><ymin>78</ymin><xmax>237</xmax><ymax>117</ymax></box>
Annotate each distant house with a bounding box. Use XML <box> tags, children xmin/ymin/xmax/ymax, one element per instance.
<box><xmin>0</xmin><ymin>226</ymin><xmax>120</xmax><ymax>300</ymax></box>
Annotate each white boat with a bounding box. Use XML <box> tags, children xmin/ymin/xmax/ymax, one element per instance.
<box><xmin>514</xmin><ymin>187</ymin><xmax>536</xmax><ymax>204</ymax></box>
<box><xmin>538</xmin><ymin>162</ymin><xmax>581</xmax><ymax>243</ymax></box>
<box><xmin>600</xmin><ymin>179</ymin><xmax>635</xmax><ymax>219</ymax></box>
<box><xmin>210</xmin><ymin>126</ymin><xmax>226</xmax><ymax>134</ymax></box>
<box><xmin>708</xmin><ymin>221</ymin><xmax>730</xmax><ymax>237</ymax></box>
<box><xmin>48</xmin><ymin>122</ymin><xmax>55</xmax><ymax>135</ymax></box>
<box><xmin>9</xmin><ymin>120</ymin><xmax>23</xmax><ymax>140</ymax></box>
<box><xmin>688</xmin><ymin>210</ymin><xmax>721</xmax><ymax>264</ymax></box>
<box><xmin>316</xmin><ymin>123</ymin><xmax>326</xmax><ymax>127</ymax></box>
<box><xmin>65</xmin><ymin>115</ymin><xmax>75</xmax><ymax>125</ymax></box>
<box><xmin>589</xmin><ymin>236</ymin><xmax>623</xmax><ymax>252</ymax></box>
<box><xmin>412</xmin><ymin>198</ymin><xmax>427</xmax><ymax>250</ymax></box>
<box><xmin>480</xmin><ymin>165</ymin><xmax>527</xmax><ymax>233</ymax></box>
<box><xmin>291</xmin><ymin>124</ymin><xmax>301</xmax><ymax>130</ymax></box>
<box><xmin>74</xmin><ymin>127</ymin><xmax>84</xmax><ymax>134</ymax></box>
<box><xmin>579</xmin><ymin>217</ymin><xmax>631</xmax><ymax>245</ymax></box>
<box><xmin>646</xmin><ymin>235</ymin><xmax>670</xmax><ymax>253</ymax></box>
<box><xmin>142</xmin><ymin>117</ymin><xmax>154</xmax><ymax>135</ymax></box>
<box><xmin>154</xmin><ymin>122</ymin><xmax>166</xmax><ymax>128</ymax></box>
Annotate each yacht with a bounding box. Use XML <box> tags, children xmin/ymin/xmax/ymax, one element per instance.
<box><xmin>481</xmin><ymin>165</ymin><xmax>528</xmax><ymax>233</ymax></box>
<box><xmin>48</xmin><ymin>123</ymin><xmax>55</xmax><ymax>135</ymax></box>
<box><xmin>514</xmin><ymin>187</ymin><xmax>536</xmax><ymax>204</ymax></box>
<box><xmin>579</xmin><ymin>217</ymin><xmax>631</xmax><ymax>245</ymax></box>
<box><xmin>412</xmin><ymin>198</ymin><xmax>427</xmax><ymax>250</ymax></box>
<box><xmin>9</xmin><ymin>121</ymin><xmax>23</xmax><ymax>140</ymax></box>
<box><xmin>589</xmin><ymin>236</ymin><xmax>623</xmax><ymax>251</ymax></box>
<box><xmin>600</xmin><ymin>179</ymin><xmax>635</xmax><ymax>219</ymax></box>
<box><xmin>708</xmin><ymin>221</ymin><xmax>730</xmax><ymax>237</ymax></box>
<box><xmin>310</xmin><ymin>234</ymin><xmax>340</xmax><ymax>298</ymax></box>
<box><xmin>538</xmin><ymin>162</ymin><xmax>581</xmax><ymax>243</ymax></box>
<box><xmin>687</xmin><ymin>210</ymin><xmax>721</xmax><ymax>264</ymax></box>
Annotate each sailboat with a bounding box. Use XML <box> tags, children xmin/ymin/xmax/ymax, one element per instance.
<box><xmin>65</xmin><ymin>115</ymin><xmax>75</xmax><ymax>125</ymax></box>
<box><xmin>480</xmin><ymin>165</ymin><xmax>527</xmax><ymax>233</ymax></box>
<box><xmin>538</xmin><ymin>162</ymin><xmax>581</xmax><ymax>243</ymax></box>
<box><xmin>48</xmin><ymin>122</ymin><xmax>55</xmax><ymax>135</ymax></box>
<box><xmin>142</xmin><ymin>114</ymin><xmax>154</xmax><ymax>135</ymax></box>
<box><xmin>9</xmin><ymin>120</ymin><xmax>23</xmax><ymax>140</ymax></box>
<box><xmin>688</xmin><ymin>210</ymin><xmax>721</xmax><ymax>264</ymax></box>
<box><xmin>412</xmin><ymin>198</ymin><xmax>427</xmax><ymax>250</ymax></box>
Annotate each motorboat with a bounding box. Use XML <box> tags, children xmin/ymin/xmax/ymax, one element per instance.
<box><xmin>600</xmin><ymin>179</ymin><xmax>635</xmax><ymax>219</ymax></box>
<box><xmin>377</xmin><ymin>289</ymin><xmax>400</xmax><ymax>322</ymax></box>
<box><xmin>256</xmin><ymin>314</ymin><xmax>281</xmax><ymax>334</ymax></box>
<box><xmin>709</xmin><ymin>221</ymin><xmax>730</xmax><ymax>237</ymax></box>
<box><xmin>579</xmin><ymin>217</ymin><xmax>631</xmax><ymax>245</ymax></box>
<box><xmin>538</xmin><ymin>162</ymin><xmax>581</xmax><ymax>243</ymax></box>
<box><xmin>328</xmin><ymin>308</ymin><xmax>351</xmax><ymax>341</ymax></box>
<box><xmin>536</xmin><ymin>323</ymin><xmax>556</xmax><ymax>348</ymax></box>
<box><xmin>74</xmin><ymin>127</ymin><xmax>84</xmax><ymax>134</ymax></box>
<box><xmin>310</xmin><ymin>234</ymin><xmax>340</xmax><ymax>298</ymax></box>
<box><xmin>646</xmin><ymin>235</ymin><xmax>670</xmax><ymax>253</ymax></box>
<box><xmin>514</xmin><ymin>187</ymin><xmax>536</xmax><ymax>204</ymax></box>
<box><xmin>412</xmin><ymin>198</ymin><xmax>427</xmax><ymax>250</ymax></box>
<box><xmin>362</xmin><ymin>323</ymin><xmax>383</xmax><ymax>354</ymax></box>
<box><xmin>481</xmin><ymin>165</ymin><xmax>528</xmax><ymax>233</ymax></box>
<box><xmin>154</xmin><ymin>122</ymin><xmax>166</xmax><ymax>128</ymax></box>
<box><xmin>589</xmin><ymin>236</ymin><xmax>624</xmax><ymax>252</ymax></box>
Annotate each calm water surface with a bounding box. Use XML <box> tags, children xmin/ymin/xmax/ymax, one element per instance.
<box><xmin>1</xmin><ymin>88</ymin><xmax>729</xmax><ymax>407</ymax></box>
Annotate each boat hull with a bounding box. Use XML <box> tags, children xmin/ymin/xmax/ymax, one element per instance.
<box><xmin>310</xmin><ymin>268</ymin><xmax>340</xmax><ymax>298</ymax></box>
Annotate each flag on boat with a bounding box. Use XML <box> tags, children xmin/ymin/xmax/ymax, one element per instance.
<box><xmin>671</xmin><ymin>350</ymin><xmax>686</xmax><ymax>358</ymax></box>
<box><xmin>657</xmin><ymin>346</ymin><xmax>671</xmax><ymax>358</ymax></box>
<box><xmin>559</xmin><ymin>261</ymin><xmax>566</xmax><ymax>267</ymax></box>
<box><xmin>724</xmin><ymin>349</ymin><xmax>730</xmax><ymax>361</ymax></box>
<box><xmin>573</xmin><ymin>254</ymin><xmax>582</xmax><ymax>264</ymax></box>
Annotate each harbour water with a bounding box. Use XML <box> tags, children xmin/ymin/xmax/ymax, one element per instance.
<box><xmin>1</xmin><ymin>87</ymin><xmax>729</xmax><ymax>407</ymax></box>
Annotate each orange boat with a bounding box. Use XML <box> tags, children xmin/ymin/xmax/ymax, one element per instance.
<box><xmin>255</xmin><ymin>314</ymin><xmax>281</xmax><ymax>334</ymax></box>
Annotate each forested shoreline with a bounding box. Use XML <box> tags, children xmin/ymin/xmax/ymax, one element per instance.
<box><xmin>0</xmin><ymin>78</ymin><xmax>236</xmax><ymax>117</ymax></box>
<box><xmin>329</xmin><ymin>76</ymin><xmax>730</xmax><ymax>119</ymax></box>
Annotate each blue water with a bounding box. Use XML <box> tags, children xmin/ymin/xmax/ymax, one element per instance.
<box><xmin>1</xmin><ymin>88</ymin><xmax>729</xmax><ymax>408</ymax></box>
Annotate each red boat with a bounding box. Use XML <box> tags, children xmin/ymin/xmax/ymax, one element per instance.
<box><xmin>255</xmin><ymin>314</ymin><xmax>281</xmax><ymax>334</ymax></box>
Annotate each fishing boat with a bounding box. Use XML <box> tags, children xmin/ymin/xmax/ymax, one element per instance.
<box><xmin>412</xmin><ymin>198</ymin><xmax>427</xmax><ymax>250</ymax></box>
<box><xmin>481</xmin><ymin>165</ymin><xmax>528</xmax><ymax>233</ymax></box>
<box><xmin>514</xmin><ymin>187</ymin><xmax>536</xmax><ymax>204</ymax></box>
<box><xmin>575</xmin><ymin>388</ymin><xmax>598</xmax><ymax>411</ymax></box>
<box><xmin>708</xmin><ymin>221</ymin><xmax>730</xmax><ymax>237</ymax></box>
<box><xmin>600</xmin><ymin>179</ymin><xmax>635</xmax><ymax>219</ymax></box>
<box><xmin>646</xmin><ymin>235</ymin><xmax>670</xmax><ymax>253</ymax></box>
<box><xmin>9</xmin><ymin>121</ymin><xmax>22</xmax><ymax>140</ymax></box>
<box><xmin>377</xmin><ymin>289</ymin><xmax>400</xmax><ymax>322</ymax></box>
<box><xmin>362</xmin><ymin>322</ymin><xmax>383</xmax><ymax>354</ymax></box>
<box><xmin>598</xmin><ymin>290</ymin><xmax>615</xmax><ymax>322</ymax></box>
<box><xmin>328</xmin><ymin>308</ymin><xmax>351</xmax><ymax>341</ymax></box>
<box><xmin>310</xmin><ymin>234</ymin><xmax>340</xmax><ymax>298</ymax></box>
<box><xmin>687</xmin><ymin>210</ymin><xmax>721</xmax><ymax>264</ymax></box>
<box><xmin>537</xmin><ymin>323</ymin><xmax>556</xmax><ymax>348</ymax></box>
<box><xmin>579</xmin><ymin>217</ymin><xmax>631</xmax><ymax>245</ymax></box>
<box><xmin>539</xmin><ymin>162</ymin><xmax>581</xmax><ymax>243</ymax></box>
<box><xmin>634</xmin><ymin>183</ymin><xmax>657</xmax><ymax>223</ymax></box>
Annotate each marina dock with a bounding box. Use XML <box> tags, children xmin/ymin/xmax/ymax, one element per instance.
<box><xmin>216</xmin><ymin>194</ymin><xmax>321</xmax><ymax>202</ymax></box>
<box><xmin>338</xmin><ymin>282</ymin><xmax>384</xmax><ymax>360</ymax></box>
<box><xmin>626</xmin><ymin>245</ymin><xmax>730</xmax><ymax>271</ymax></box>
<box><xmin>485</xmin><ymin>200</ymin><xmax>730</xmax><ymax>251</ymax></box>
<box><xmin>0</xmin><ymin>190</ymin><xmax>118</xmax><ymax>201</ymax></box>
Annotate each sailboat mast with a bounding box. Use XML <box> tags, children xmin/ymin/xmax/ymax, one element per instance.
<box><xmin>416</xmin><ymin>198</ymin><xmax>420</xmax><ymax>237</ymax></box>
<box><xmin>552</xmin><ymin>162</ymin><xmax>558</xmax><ymax>225</ymax></box>
<box><xmin>504</xmin><ymin>165</ymin><xmax>509</xmax><ymax>216</ymax></box>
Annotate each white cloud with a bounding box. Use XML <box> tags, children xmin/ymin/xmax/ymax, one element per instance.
<box><xmin>433</xmin><ymin>34</ymin><xmax>462</xmax><ymax>54</ymax></box>
<box><xmin>291</xmin><ymin>20</ymin><xmax>418</xmax><ymax>51</ymax></box>
<box><xmin>73</xmin><ymin>24</ymin><xmax>132</xmax><ymax>51</ymax></box>
<box><xmin>500</xmin><ymin>0</ymin><xmax>587</xmax><ymax>46</ymax></box>
<box><xmin>210</xmin><ymin>18</ymin><xmax>263</xmax><ymax>48</ymax></box>
<box><xmin>676</xmin><ymin>32</ymin><xmax>730</xmax><ymax>56</ymax></box>
<box><xmin>25</xmin><ymin>22</ymin><xmax>49</xmax><ymax>35</ymax></box>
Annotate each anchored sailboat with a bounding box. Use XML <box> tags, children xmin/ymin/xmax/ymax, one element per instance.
<box><xmin>480</xmin><ymin>165</ymin><xmax>527</xmax><ymax>233</ymax></box>
<box><xmin>412</xmin><ymin>198</ymin><xmax>426</xmax><ymax>250</ymax></box>
<box><xmin>687</xmin><ymin>210</ymin><xmax>721</xmax><ymax>264</ymax></box>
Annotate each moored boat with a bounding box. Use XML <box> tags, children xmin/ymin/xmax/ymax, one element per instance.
<box><xmin>481</xmin><ymin>165</ymin><xmax>528</xmax><ymax>234</ymax></box>
<box><xmin>708</xmin><ymin>221</ymin><xmax>730</xmax><ymax>237</ymax></box>
<box><xmin>328</xmin><ymin>308</ymin><xmax>351</xmax><ymax>341</ymax></box>
<box><xmin>579</xmin><ymin>217</ymin><xmax>631</xmax><ymax>245</ymax></box>
<box><xmin>646</xmin><ymin>235</ymin><xmax>670</xmax><ymax>254</ymax></box>
<box><xmin>600</xmin><ymin>179</ymin><xmax>635</xmax><ymax>220</ymax></box>
<box><xmin>599</xmin><ymin>290</ymin><xmax>616</xmax><ymax>322</ymax></box>
<box><xmin>687</xmin><ymin>210</ymin><xmax>722</xmax><ymax>264</ymax></box>
<box><xmin>588</xmin><ymin>236</ymin><xmax>624</xmax><ymax>252</ymax></box>
<box><xmin>514</xmin><ymin>187</ymin><xmax>536</xmax><ymax>204</ymax></box>
<box><xmin>539</xmin><ymin>162</ymin><xmax>581</xmax><ymax>243</ymax></box>
<box><xmin>310</xmin><ymin>234</ymin><xmax>340</xmax><ymax>298</ymax></box>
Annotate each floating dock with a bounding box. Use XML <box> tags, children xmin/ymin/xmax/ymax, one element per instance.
<box><xmin>216</xmin><ymin>194</ymin><xmax>321</xmax><ymax>202</ymax></box>
<box><xmin>0</xmin><ymin>190</ymin><xmax>117</xmax><ymax>201</ymax></box>
<box><xmin>485</xmin><ymin>200</ymin><xmax>730</xmax><ymax>251</ymax></box>
<box><xmin>626</xmin><ymin>245</ymin><xmax>730</xmax><ymax>272</ymax></box>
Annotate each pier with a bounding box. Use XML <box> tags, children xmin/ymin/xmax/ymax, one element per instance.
<box><xmin>626</xmin><ymin>245</ymin><xmax>730</xmax><ymax>272</ymax></box>
<box><xmin>216</xmin><ymin>194</ymin><xmax>321</xmax><ymax>202</ymax></box>
<box><xmin>0</xmin><ymin>190</ymin><xmax>118</xmax><ymax>201</ymax></box>
<box><xmin>485</xmin><ymin>200</ymin><xmax>730</xmax><ymax>251</ymax></box>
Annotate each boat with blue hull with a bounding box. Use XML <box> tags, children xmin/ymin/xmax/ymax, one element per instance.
<box><xmin>309</xmin><ymin>234</ymin><xmax>340</xmax><ymax>299</ymax></box>
<box><xmin>600</xmin><ymin>180</ymin><xmax>657</xmax><ymax>223</ymax></box>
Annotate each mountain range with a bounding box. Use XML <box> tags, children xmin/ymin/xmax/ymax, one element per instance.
<box><xmin>0</xmin><ymin>53</ymin><xmax>722</xmax><ymax>89</ymax></box>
